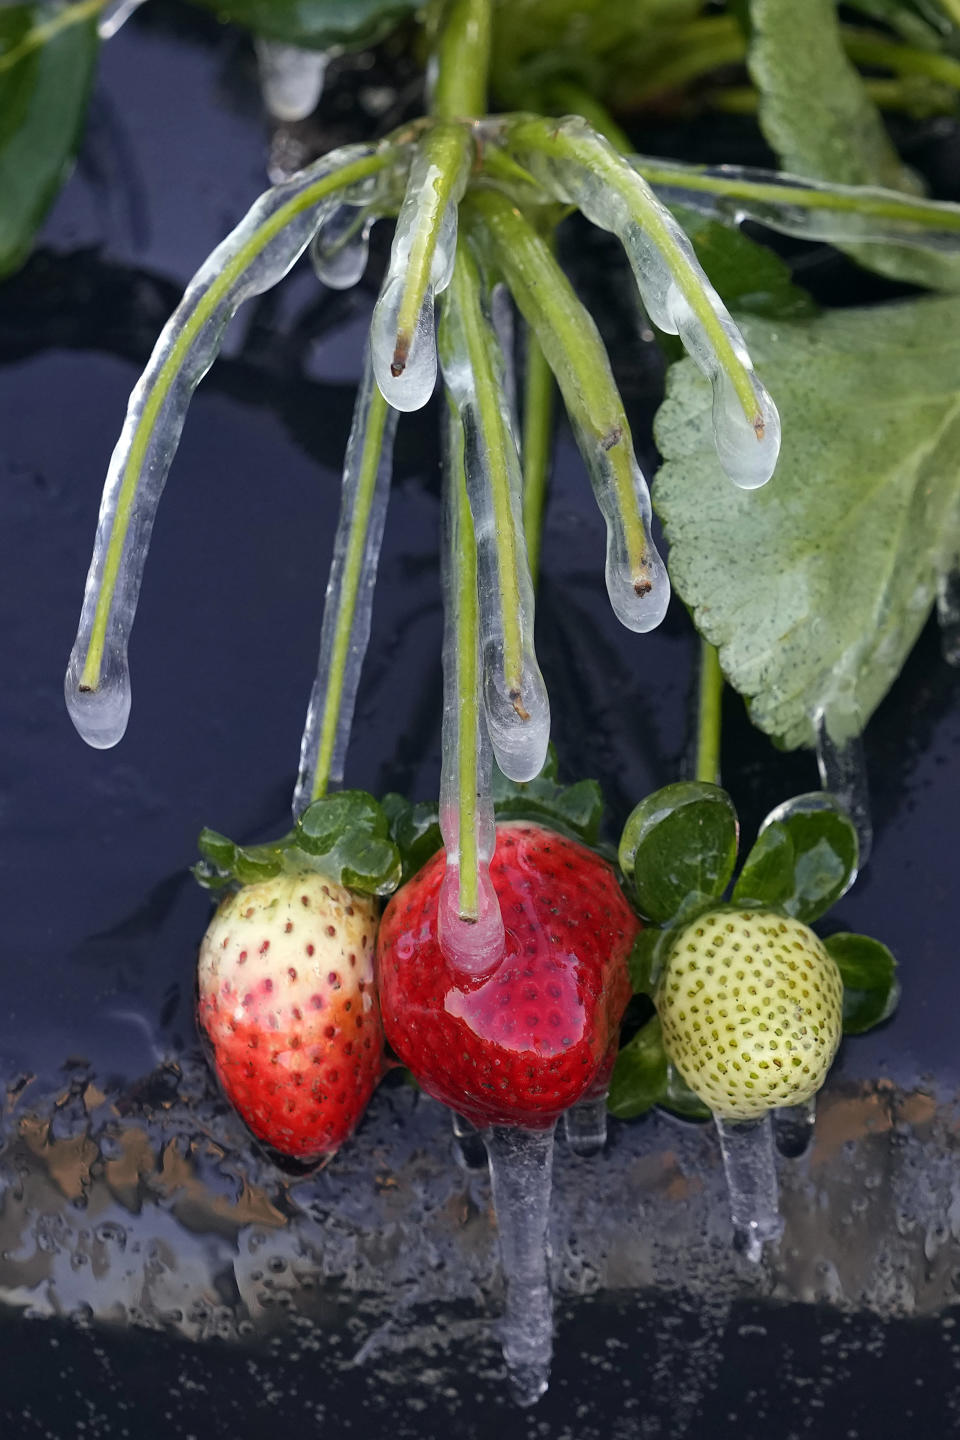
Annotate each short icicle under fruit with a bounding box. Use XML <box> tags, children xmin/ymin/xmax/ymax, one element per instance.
<box><xmin>197</xmin><ymin>872</ymin><xmax>384</xmax><ymax>1160</ymax></box>
<box><xmin>656</xmin><ymin>908</ymin><xmax>844</xmax><ymax>1120</ymax></box>
<box><xmin>376</xmin><ymin>822</ymin><xmax>639</xmax><ymax>1129</ymax></box>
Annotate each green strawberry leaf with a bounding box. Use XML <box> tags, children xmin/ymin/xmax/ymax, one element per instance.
<box><xmin>619</xmin><ymin>782</ymin><xmax>739</xmax><ymax>924</ymax></box>
<box><xmin>382</xmin><ymin>793</ymin><xmax>442</xmax><ymax>882</ymax></box>
<box><xmin>491</xmin><ymin>745</ymin><xmax>605</xmax><ymax>844</ymax></box>
<box><xmin>747</xmin><ymin>0</ymin><xmax>960</xmax><ymax>290</ymax></box>
<box><xmin>825</xmin><ymin>932</ymin><xmax>900</xmax><ymax>1034</ymax></box>
<box><xmin>0</xmin><ymin>3</ymin><xmax>100</xmax><ymax>280</ymax></box>
<box><xmin>737</xmin><ymin>794</ymin><xmax>858</xmax><ymax>924</ymax></box>
<box><xmin>608</xmin><ymin>1016</ymin><xmax>669</xmax><ymax>1118</ymax></box>
<box><xmin>654</xmin><ymin>298</ymin><xmax>960</xmax><ymax>752</ymax></box>
<box><xmin>185</xmin><ymin>0</ymin><xmax>418</xmax><ymax>49</ymax></box>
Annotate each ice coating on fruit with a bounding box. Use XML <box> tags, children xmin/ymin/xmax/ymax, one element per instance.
<box><xmin>486</xmin><ymin>1124</ymin><xmax>556</xmax><ymax>1406</ymax></box>
<box><xmin>438</xmin><ymin>402</ymin><xmax>504</xmax><ymax>971</ymax></box>
<box><xmin>294</xmin><ymin>348</ymin><xmax>398</xmax><ymax>815</ymax></box>
<box><xmin>714</xmin><ymin>1113</ymin><xmax>784</xmax><ymax>1262</ymax></box>
<box><xmin>500</xmin><ymin>116</ymin><xmax>780</xmax><ymax>490</ymax></box>
<box><xmin>657</xmin><ymin>908</ymin><xmax>844</xmax><ymax>1120</ymax></box>
<box><xmin>438</xmin><ymin>247</ymin><xmax>550</xmax><ymax>784</ymax></box>
<box><xmin>197</xmin><ymin>873</ymin><xmax>382</xmax><ymax>1160</ymax></box>
<box><xmin>370</xmin><ymin>126</ymin><xmax>471</xmax><ymax>412</ymax></box>
<box><xmin>376</xmin><ymin>822</ymin><xmax>638</xmax><ymax>1129</ymax></box>
<box><xmin>65</xmin><ymin>140</ymin><xmax>385</xmax><ymax>749</ymax></box>
<box><xmin>255</xmin><ymin>39</ymin><xmax>328</xmax><ymax>122</ymax></box>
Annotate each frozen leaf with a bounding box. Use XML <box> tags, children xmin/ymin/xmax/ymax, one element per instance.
<box><xmin>748</xmin><ymin>0</ymin><xmax>960</xmax><ymax>290</ymax></box>
<box><xmin>654</xmin><ymin>297</ymin><xmax>960</xmax><ymax>749</ymax></box>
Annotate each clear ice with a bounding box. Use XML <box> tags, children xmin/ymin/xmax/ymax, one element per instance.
<box><xmin>562</xmin><ymin>1096</ymin><xmax>608</xmax><ymax>1158</ymax></box>
<box><xmin>98</xmin><ymin>0</ymin><xmax>149</xmax><ymax>38</ymax></box>
<box><xmin>450</xmin><ymin>1112</ymin><xmax>489</xmax><ymax>1173</ymax></box>
<box><xmin>293</xmin><ymin>347</ymin><xmax>398</xmax><ymax>815</ymax></box>
<box><xmin>714</xmin><ymin>1113</ymin><xmax>784</xmax><ymax>1263</ymax></box>
<box><xmin>937</xmin><ymin>565</ymin><xmax>960</xmax><ymax>667</ymax></box>
<box><xmin>633</xmin><ymin>155</ymin><xmax>960</xmax><ymax>254</ymax></box>
<box><xmin>370</xmin><ymin>130</ymin><xmax>470</xmax><ymax>412</ymax></box>
<box><xmin>311</xmin><ymin>205</ymin><xmax>375</xmax><ymax>290</ymax></box>
<box><xmin>64</xmin><ymin>141</ymin><xmax>385</xmax><ymax>749</ymax></box>
<box><xmin>437</xmin><ymin>403</ymin><xmax>505</xmax><ymax>974</ymax></box>
<box><xmin>485</xmin><ymin>1124</ymin><xmax>556</xmax><ymax>1407</ymax></box>
<box><xmin>773</xmin><ymin>1097</ymin><xmax>817</xmax><ymax>1160</ymax></box>
<box><xmin>438</xmin><ymin>255</ymin><xmax>550</xmax><ymax>784</ymax></box>
<box><xmin>255</xmin><ymin>39</ymin><xmax>328</xmax><ymax>123</ymax></box>
<box><xmin>501</xmin><ymin>116</ymin><xmax>781</xmax><ymax>491</ymax></box>
<box><xmin>815</xmin><ymin>710</ymin><xmax>873</xmax><ymax>868</ymax></box>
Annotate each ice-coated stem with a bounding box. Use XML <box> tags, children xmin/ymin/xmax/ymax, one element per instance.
<box><xmin>293</xmin><ymin>347</ymin><xmax>398</xmax><ymax>815</ymax></box>
<box><xmin>65</xmin><ymin>142</ymin><xmax>395</xmax><ymax>750</ymax></box>
<box><xmin>428</xmin><ymin>0</ymin><xmax>492</xmax><ymax>121</ymax></box>
<box><xmin>438</xmin><ymin>241</ymin><xmax>550</xmax><ymax>783</ymax></box>
<box><xmin>773</xmin><ymin>1096</ymin><xmax>817</xmax><ymax>1159</ymax></box>
<box><xmin>255</xmin><ymin>39</ymin><xmax>328</xmax><ymax>122</ymax></box>
<box><xmin>496</xmin><ymin>114</ymin><xmax>781</xmax><ymax>490</ymax></box>
<box><xmin>437</xmin><ymin>398</ymin><xmax>505</xmax><ymax>973</ymax></box>
<box><xmin>715</xmin><ymin>1114</ymin><xmax>784</xmax><ymax>1263</ymax></box>
<box><xmin>815</xmin><ymin>711</ymin><xmax>873</xmax><ymax>868</ymax></box>
<box><xmin>521</xmin><ymin>325</ymin><xmax>555</xmax><ymax>591</ymax></box>
<box><xmin>451</xmin><ymin>1111</ymin><xmax>489</xmax><ymax>1172</ymax></box>
<box><xmin>937</xmin><ymin>564</ymin><xmax>960</xmax><ymax>666</ymax></box>
<box><xmin>486</xmin><ymin>1124</ymin><xmax>556</xmax><ymax>1407</ymax></box>
<box><xmin>369</xmin><ymin>122</ymin><xmax>472</xmax><ymax>411</ymax></box>
<box><xmin>694</xmin><ymin>640</ymin><xmax>724</xmax><ymax>786</ymax></box>
<box><xmin>632</xmin><ymin>155</ymin><xmax>960</xmax><ymax>252</ymax></box>
<box><xmin>464</xmin><ymin>187</ymin><xmax>669</xmax><ymax>635</ymax></box>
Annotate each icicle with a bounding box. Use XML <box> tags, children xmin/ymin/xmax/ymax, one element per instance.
<box><xmin>437</xmin><ymin>401</ymin><xmax>505</xmax><ymax>974</ymax></box>
<box><xmin>451</xmin><ymin>1112</ymin><xmax>488</xmax><ymax>1172</ymax></box>
<box><xmin>255</xmin><ymin>40</ymin><xmax>329</xmax><ymax>123</ymax></box>
<box><xmin>98</xmin><ymin>0</ymin><xmax>149</xmax><ymax>38</ymax></box>
<box><xmin>293</xmin><ymin>348</ymin><xmax>397</xmax><ymax>815</ymax></box>
<box><xmin>311</xmin><ymin>206</ymin><xmax>375</xmax><ymax>289</ymax></box>
<box><xmin>714</xmin><ymin>1114</ymin><xmax>784</xmax><ymax>1263</ymax></box>
<box><xmin>65</xmin><ymin>141</ymin><xmax>389</xmax><ymax>750</ymax></box>
<box><xmin>937</xmin><ymin>564</ymin><xmax>960</xmax><ymax>666</ymax></box>
<box><xmin>773</xmin><ymin>1096</ymin><xmax>817</xmax><ymax>1159</ymax></box>
<box><xmin>370</xmin><ymin>125</ymin><xmax>471</xmax><ymax>412</ymax></box>
<box><xmin>486</xmin><ymin>1124</ymin><xmax>556</xmax><ymax>1406</ymax></box>
<box><xmin>815</xmin><ymin>710</ymin><xmax>873</xmax><ymax>868</ymax></box>
<box><xmin>438</xmin><ymin>245</ymin><xmax>550</xmax><ymax>784</ymax></box>
<box><xmin>632</xmin><ymin>156</ymin><xmax>960</xmax><ymax>254</ymax></box>
<box><xmin>498</xmin><ymin>116</ymin><xmax>780</xmax><ymax>490</ymax></box>
<box><xmin>562</xmin><ymin>1097</ymin><xmax>608</xmax><ymax>1158</ymax></box>
<box><xmin>490</xmin><ymin>283</ymin><xmax>517</xmax><ymax>418</ymax></box>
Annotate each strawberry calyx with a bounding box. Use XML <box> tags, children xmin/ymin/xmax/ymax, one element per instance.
<box><xmin>194</xmin><ymin>789</ymin><xmax>402</xmax><ymax>897</ymax></box>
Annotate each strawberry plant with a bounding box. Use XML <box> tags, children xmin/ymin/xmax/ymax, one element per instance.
<box><xmin>7</xmin><ymin>0</ymin><xmax>953</xmax><ymax>1410</ymax></box>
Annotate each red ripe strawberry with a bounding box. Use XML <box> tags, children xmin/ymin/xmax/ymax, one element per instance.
<box><xmin>197</xmin><ymin>872</ymin><xmax>384</xmax><ymax>1160</ymax></box>
<box><xmin>376</xmin><ymin>822</ymin><xmax>638</xmax><ymax>1129</ymax></box>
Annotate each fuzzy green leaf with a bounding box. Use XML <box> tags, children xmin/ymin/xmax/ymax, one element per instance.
<box><xmin>619</xmin><ymin>782</ymin><xmax>739</xmax><ymax>923</ymax></box>
<box><xmin>186</xmin><ymin>0</ymin><xmax>417</xmax><ymax>48</ymax></box>
<box><xmin>0</xmin><ymin>3</ymin><xmax>99</xmax><ymax>279</ymax></box>
<box><xmin>748</xmin><ymin>0</ymin><xmax>960</xmax><ymax>290</ymax></box>
<box><xmin>608</xmin><ymin>1016</ymin><xmax>669</xmax><ymax>1118</ymax></box>
<box><xmin>826</xmin><ymin>931</ymin><xmax>900</xmax><ymax>1033</ymax></box>
<box><xmin>654</xmin><ymin>299</ymin><xmax>960</xmax><ymax>751</ymax></box>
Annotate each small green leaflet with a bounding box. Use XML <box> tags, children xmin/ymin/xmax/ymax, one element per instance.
<box><xmin>0</xmin><ymin>2</ymin><xmax>100</xmax><ymax>280</ymax></box>
<box><xmin>654</xmin><ymin>297</ymin><xmax>960</xmax><ymax>750</ymax></box>
<box><xmin>748</xmin><ymin>0</ymin><xmax>960</xmax><ymax>291</ymax></box>
<box><xmin>186</xmin><ymin>0</ymin><xmax>418</xmax><ymax>48</ymax></box>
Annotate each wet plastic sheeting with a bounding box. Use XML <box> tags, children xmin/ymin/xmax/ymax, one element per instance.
<box><xmin>2</xmin><ymin>5</ymin><xmax>960</xmax><ymax>1436</ymax></box>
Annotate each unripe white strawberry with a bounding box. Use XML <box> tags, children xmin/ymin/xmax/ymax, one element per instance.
<box><xmin>197</xmin><ymin>872</ymin><xmax>384</xmax><ymax>1160</ymax></box>
<box><xmin>656</xmin><ymin>908</ymin><xmax>843</xmax><ymax>1120</ymax></box>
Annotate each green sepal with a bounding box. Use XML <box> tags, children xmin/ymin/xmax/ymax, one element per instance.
<box><xmin>660</xmin><ymin>1063</ymin><xmax>712</xmax><ymax>1122</ymax></box>
<box><xmin>607</xmin><ymin>1016</ymin><xmax>669</xmax><ymax>1119</ymax></box>
<box><xmin>735</xmin><ymin>792</ymin><xmax>859</xmax><ymax>924</ymax></box>
<box><xmin>618</xmin><ymin>782</ymin><xmax>739</xmax><ymax>924</ymax></box>
<box><xmin>296</xmin><ymin>790</ymin><xmax>386</xmax><ymax>854</ymax></box>
<box><xmin>197</xmin><ymin>828</ymin><xmax>237</xmax><ymax>871</ymax></box>
<box><xmin>233</xmin><ymin>845</ymin><xmax>285</xmax><ymax>885</ymax></box>
<box><xmin>491</xmin><ymin>744</ymin><xmax>604</xmax><ymax>845</ymax></box>
<box><xmin>628</xmin><ymin>928</ymin><xmax>663</xmax><ymax>995</ymax></box>
<box><xmin>825</xmin><ymin>932</ymin><xmax>900</xmax><ymax>1035</ymax></box>
<box><xmin>382</xmin><ymin>793</ymin><xmax>443</xmax><ymax>882</ymax></box>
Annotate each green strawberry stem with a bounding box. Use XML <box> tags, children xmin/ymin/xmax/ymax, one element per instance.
<box><xmin>78</xmin><ymin>148</ymin><xmax>393</xmax><ymax>695</ymax></box>
<box><xmin>445</xmin><ymin>398</ymin><xmax>483</xmax><ymax>920</ymax></box>
<box><xmin>429</xmin><ymin>0</ymin><xmax>492</xmax><ymax>121</ymax></box>
<box><xmin>521</xmin><ymin>326</ymin><xmax>554</xmax><ymax>590</ymax></box>
<box><xmin>307</xmin><ymin>372</ymin><xmax>394</xmax><ymax>804</ymax></box>
<box><xmin>541</xmin><ymin>80</ymin><xmax>633</xmax><ymax>154</ymax></box>
<box><xmin>463</xmin><ymin>187</ymin><xmax>652</xmax><ymax>599</ymax></box>
<box><xmin>443</xmin><ymin>241</ymin><xmax>526</xmax><ymax>702</ymax></box>
<box><xmin>695</xmin><ymin>641</ymin><xmax>724</xmax><ymax>786</ymax></box>
<box><xmin>499</xmin><ymin>113</ymin><xmax>761</xmax><ymax>430</ymax></box>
